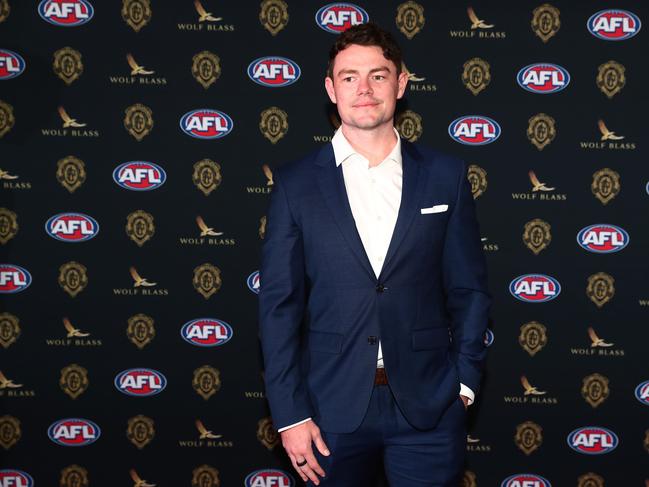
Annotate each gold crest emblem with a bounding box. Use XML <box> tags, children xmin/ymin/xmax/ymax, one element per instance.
<box><xmin>259</xmin><ymin>216</ymin><xmax>267</xmax><ymax>239</ymax></box>
<box><xmin>586</xmin><ymin>272</ymin><xmax>615</xmax><ymax>308</ymax></box>
<box><xmin>515</xmin><ymin>421</ymin><xmax>542</xmax><ymax>455</ymax></box>
<box><xmin>193</xmin><ymin>159</ymin><xmax>222</xmax><ymax>196</ymax></box>
<box><xmin>60</xmin><ymin>465</ymin><xmax>89</xmax><ymax>487</ymax></box>
<box><xmin>0</xmin><ymin>415</ymin><xmax>20</xmax><ymax>450</ymax></box>
<box><xmin>124</xmin><ymin>103</ymin><xmax>153</xmax><ymax>141</ymax></box>
<box><xmin>577</xmin><ymin>472</ymin><xmax>604</xmax><ymax>487</ymax></box>
<box><xmin>60</xmin><ymin>364</ymin><xmax>89</xmax><ymax>399</ymax></box>
<box><xmin>531</xmin><ymin>4</ymin><xmax>560</xmax><ymax>43</ymax></box>
<box><xmin>597</xmin><ymin>61</ymin><xmax>626</xmax><ymax>99</ymax></box>
<box><xmin>192</xmin><ymin>51</ymin><xmax>221</xmax><ymax>89</ymax></box>
<box><xmin>581</xmin><ymin>373</ymin><xmax>609</xmax><ymax>408</ymax></box>
<box><xmin>193</xmin><ymin>263</ymin><xmax>222</xmax><ymax>299</ymax></box>
<box><xmin>460</xmin><ymin>471</ymin><xmax>477</xmax><ymax>487</ymax></box>
<box><xmin>0</xmin><ymin>100</ymin><xmax>15</xmax><ymax>138</ymax></box>
<box><xmin>396</xmin><ymin>110</ymin><xmax>423</xmax><ymax>142</ymax></box>
<box><xmin>56</xmin><ymin>155</ymin><xmax>86</xmax><ymax>193</ymax></box>
<box><xmin>0</xmin><ymin>0</ymin><xmax>9</xmax><ymax>23</ymax></box>
<box><xmin>127</xmin><ymin>314</ymin><xmax>155</xmax><ymax>349</ymax></box>
<box><xmin>122</xmin><ymin>0</ymin><xmax>152</xmax><ymax>32</ymax></box>
<box><xmin>462</xmin><ymin>58</ymin><xmax>491</xmax><ymax>96</ymax></box>
<box><xmin>192</xmin><ymin>365</ymin><xmax>221</xmax><ymax>400</ymax></box>
<box><xmin>260</xmin><ymin>107</ymin><xmax>288</xmax><ymax>144</ymax></box>
<box><xmin>519</xmin><ymin>321</ymin><xmax>547</xmax><ymax>357</ymax></box>
<box><xmin>257</xmin><ymin>416</ymin><xmax>279</xmax><ymax>450</ymax></box>
<box><xmin>192</xmin><ymin>465</ymin><xmax>220</xmax><ymax>487</ymax></box>
<box><xmin>0</xmin><ymin>312</ymin><xmax>20</xmax><ymax>349</ymax></box>
<box><xmin>467</xmin><ymin>165</ymin><xmax>487</xmax><ymax>199</ymax></box>
<box><xmin>0</xmin><ymin>207</ymin><xmax>18</xmax><ymax>244</ymax></box>
<box><xmin>260</xmin><ymin>0</ymin><xmax>288</xmax><ymax>36</ymax></box>
<box><xmin>396</xmin><ymin>1</ymin><xmax>425</xmax><ymax>40</ymax></box>
<box><xmin>527</xmin><ymin>113</ymin><xmax>556</xmax><ymax>150</ymax></box>
<box><xmin>126</xmin><ymin>210</ymin><xmax>155</xmax><ymax>247</ymax></box>
<box><xmin>127</xmin><ymin>415</ymin><xmax>155</xmax><ymax>449</ymax></box>
<box><xmin>59</xmin><ymin>261</ymin><xmax>88</xmax><ymax>298</ymax></box>
<box><xmin>523</xmin><ymin>219</ymin><xmax>551</xmax><ymax>255</ymax></box>
<box><xmin>53</xmin><ymin>47</ymin><xmax>83</xmax><ymax>85</ymax></box>
<box><xmin>591</xmin><ymin>168</ymin><xmax>620</xmax><ymax>205</ymax></box>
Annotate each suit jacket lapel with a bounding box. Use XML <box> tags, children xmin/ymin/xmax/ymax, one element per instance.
<box><xmin>315</xmin><ymin>145</ymin><xmax>376</xmax><ymax>282</ymax></box>
<box><xmin>378</xmin><ymin>142</ymin><xmax>425</xmax><ymax>281</ymax></box>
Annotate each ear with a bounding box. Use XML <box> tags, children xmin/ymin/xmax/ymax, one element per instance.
<box><xmin>396</xmin><ymin>71</ymin><xmax>408</xmax><ymax>100</ymax></box>
<box><xmin>324</xmin><ymin>77</ymin><xmax>337</xmax><ymax>104</ymax></box>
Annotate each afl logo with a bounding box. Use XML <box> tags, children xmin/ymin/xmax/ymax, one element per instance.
<box><xmin>181</xmin><ymin>318</ymin><xmax>233</xmax><ymax>347</ymax></box>
<box><xmin>247</xmin><ymin>57</ymin><xmax>301</xmax><ymax>87</ymax></box>
<box><xmin>45</xmin><ymin>213</ymin><xmax>99</xmax><ymax>242</ymax></box>
<box><xmin>509</xmin><ymin>274</ymin><xmax>561</xmax><ymax>303</ymax></box>
<box><xmin>114</xmin><ymin>368</ymin><xmax>167</xmax><ymax>397</ymax></box>
<box><xmin>448</xmin><ymin>116</ymin><xmax>501</xmax><ymax>146</ymax></box>
<box><xmin>315</xmin><ymin>3</ymin><xmax>369</xmax><ymax>34</ymax></box>
<box><xmin>245</xmin><ymin>469</ymin><xmax>294</xmax><ymax>487</ymax></box>
<box><xmin>0</xmin><ymin>470</ymin><xmax>34</xmax><ymax>487</ymax></box>
<box><xmin>484</xmin><ymin>329</ymin><xmax>495</xmax><ymax>347</ymax></box>
<box><xmin>180</xmin><ymin>109</ymin><xmax>233</xmax><ymax>139</ymax></box>
<box><xmin>38</xmin><ymin>0</ymin><xmax>94</xmax><ymax>26</ymax></box>
<box><xmin>113</xmin><ymin>161</ymin><xmax>166</xmax><ymax>191</ymax></box>
<box><xmin>516</xmin><ymin>63</ymin><xmax>570</xmax><ymax>94</ymax></box>
<box><xmin>567</xmin><ymin>426</ymin><xmax>618</xmax><ymax>455</ymax></box>
<box><xmin>634</xmin><ymin>380</ymin><xmax>649</xmax><ymax>406</ymax></box>
<box><xmin>47</xmin><ymin>418</ymin><xmax>100</xmax><ymax>446</ymax></box>
<box><xmin>577</xmin><ymin>224</ymin><xmax>629</xmax><ymax>253</ymax></box>
<box><xmin>247</xmin><ymin>270</ymin><xmax>260</xmax><ymax>294</ymax></box>
<box><xmin>588</xmin><ymin>10</ymin><xmax>641</xmax><ymax>41</ymax></box>
<box><xmin>0</xmin><ymin>264</ymin><xmax>32</xmax><ymax>294</ymax></box>
<box><xmin>0</xmin><ymin>49</ymin><xmax>26</xmax><ymax>80</ymax></box>
<box><xmin>501</xmin><ymin>474</ymin><xmax>551</xmax><ymax>487</ymax></box>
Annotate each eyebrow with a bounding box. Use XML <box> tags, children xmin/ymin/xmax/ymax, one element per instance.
<box><xmin>336</xmin><ymin>66</ymin><xmax>392</xmax><ymax>77</ymax></box>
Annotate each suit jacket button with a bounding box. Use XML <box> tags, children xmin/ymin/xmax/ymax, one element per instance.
<box><xmin>376</xmin><ymin>284</ymin><xmax>385</xmax><ymax>293</ymax></box>
<box><xmin>368</xmin><ymin>336</ymin><xmax>377</xmax><ymax>345</ymax></box>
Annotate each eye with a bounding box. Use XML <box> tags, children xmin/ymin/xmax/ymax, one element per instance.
<box><xmin>373</xmin><ymin>75</ymin><xmax>386</xmax><ymax>81</ymax></box>
<box><xmin>342</xmin><ymin>76</ymin><xmax>355</xmax><ymax>82</ymax></box>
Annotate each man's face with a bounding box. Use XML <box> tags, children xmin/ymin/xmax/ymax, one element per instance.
<box><xmin>325</xmin><ymin>44</ymin><xmax>407</xmax><ymax>131</ymax></box>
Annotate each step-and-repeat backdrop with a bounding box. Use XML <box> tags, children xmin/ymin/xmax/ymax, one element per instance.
<box><xmin>1</xmin><ymin>1</ymin><xmax>648</xmax><ymax>486</ymax></box>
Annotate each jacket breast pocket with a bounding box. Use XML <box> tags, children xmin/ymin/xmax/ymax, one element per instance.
<box><xmin>411</xmin><ymin>327</ymin><xmax>451</xmax><ymax>351</ymax></box>
<box><xmin>308</xmin><ymin>330</ymin><xmax>343</xmax><ymax>354</ymax></box>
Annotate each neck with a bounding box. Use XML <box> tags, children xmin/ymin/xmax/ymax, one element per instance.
<box><xmin>341</xmin><ymin>122</ymin><xmax>397</xmax><ymax>167</ymax></box>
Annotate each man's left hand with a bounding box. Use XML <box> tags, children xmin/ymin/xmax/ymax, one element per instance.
<box><xmin>460</xmin><ymin>395</ymin><xmax>469</xmax><ymax>410</ymax></box>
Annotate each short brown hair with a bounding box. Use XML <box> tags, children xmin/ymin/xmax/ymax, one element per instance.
<box><xmin>327</xmin><ymin>22</ymin><xmax>403</xmax><ymax>79</ymax></box>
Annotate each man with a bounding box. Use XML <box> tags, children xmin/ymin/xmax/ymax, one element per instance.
<box><xmin>259</xmin><ymin>23</ymin><xmax>490</xmax><ymax>487</ymax></box>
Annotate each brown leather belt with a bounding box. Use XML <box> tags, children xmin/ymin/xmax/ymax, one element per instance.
<box><xmin>374</xmin><ymin>368</ymin><xmax>388</xmax><ymax>386</ymax></box>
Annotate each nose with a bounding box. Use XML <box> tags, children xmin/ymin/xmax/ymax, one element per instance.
<box><xmin>357</xmin><ymin>76</ymin><xmax>373</xmax><ymax>95</ymax></box>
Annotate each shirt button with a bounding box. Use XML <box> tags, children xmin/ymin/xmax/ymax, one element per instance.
<box><xmin>376</xmin><ymin>284</ymin><xmax>385</xmax><ymax>293</ymax></box>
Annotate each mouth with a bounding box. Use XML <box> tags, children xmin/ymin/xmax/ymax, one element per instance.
<box><xmin>353</xmin><ymin>101</ymin><xmax>380</xmax><ymax>108</ymax></box>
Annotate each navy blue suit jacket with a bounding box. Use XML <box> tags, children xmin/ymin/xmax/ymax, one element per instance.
<box><xmin>259</xmin><ymin>140</ymin><xmax>491</xmax><ymax>434</ymax></box>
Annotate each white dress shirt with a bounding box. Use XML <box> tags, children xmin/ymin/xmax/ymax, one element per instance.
<box><xmin>277</xmin><ymin>128</ymin><xmax>474</xmax><ymax>432</ymax></box>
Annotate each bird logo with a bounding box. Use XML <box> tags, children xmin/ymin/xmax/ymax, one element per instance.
<box><xmin>127</xmin><ymin>54</ymin><xmax>154</xmax><ymax>76</ymax></box>
<box><xmin>0</xmin><ymin>371</ymin><xmax>22</xmax><ymax>389</ymax></box>
<box><xmin>0</xmin><ymin>168</ymin><xmax>18</xmax><ymax>180</ymax></box>
<box><xmin>262</xmin><ymin>164</ymin><xmax>274</xmax><ymax>186</ymax></box>
<box><xmin>528</xmin><ymin>170</ymin><xmax>555</xmax><ymax>192</ymax></box>
<box><xmin>402</xmin><ymin>63</ymin><xmax>425</xmax><ymax>82</ymax></box>
<box><xmin>588</xmin><ymin>327</ymin><xmax>613</xmax><ymax>348</ymax></box>
<box><xmin>195</xmin><ymin>419</ymin><xmax>222</xmax><ymax>439</ymax></box>
<box><xmin>598</xmin><ymin>119</ymin><xmax>624</xmax><ymax>141</ymax></box>
<box><xmin>63</xmin><ymin>317</ymin><xmax>90</xmax><ymax>337</ymax></box>
<box><xmin>467</xmin><ymin>7</ymin><xmax>494</xmax><ymax>29</ymax></box>
<box><xmin>130</xmin><ymin>469</ymin><xmax>155</xmax><ymax>487</ymax></box>
<box><xmin>196</xmin><ymin>216</ymin><xmax>223</xmax><ymax>237</ymax></box>
<box><xmin>58</xmin><ymin>106</ymin><xmax>86</xmax><ymax>128</ymax></box>
<box><xmin>194</xmin><ymin>0</ymin><xmax>222</xmax><ymax>22</ymax></box>
<box><xmin>521</xmin><ymin>376</ymin><xmax>546</xmax><ymax>396</ymax></box>
<box><xmin>130</xmin><ymin>267</ymin><xmax>157</xmax><ymax>287</ymax></box>
<box><xmin>466</xmin><ymin>434</ymin><xmax>480</xmax><ymax>444</ymax></box>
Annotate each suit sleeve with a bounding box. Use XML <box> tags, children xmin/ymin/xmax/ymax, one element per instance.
<box><xmin>442</xmin><ymin>161</ymin><xmax>491</xmax><ymax>396</ymax></box>
<box><xmin>258</xmin><ymin>170</ymin><xmax>315</xmax><ymax>430</ymax></box>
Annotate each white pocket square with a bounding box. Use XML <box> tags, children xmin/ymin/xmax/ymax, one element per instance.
<box><xmin>421</xmin><ymin>205</ymin><xmax>448</xmax><ymax>214</ymax></box>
